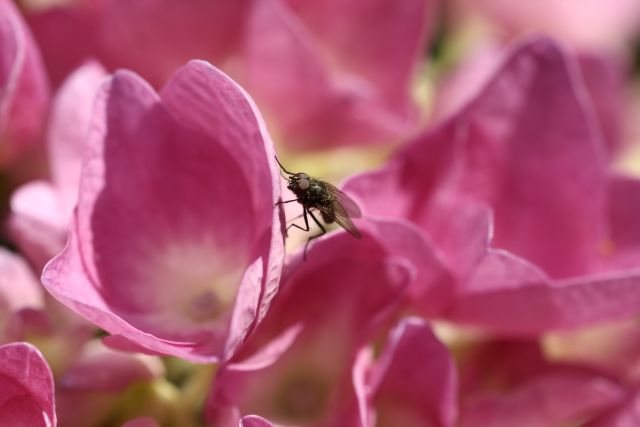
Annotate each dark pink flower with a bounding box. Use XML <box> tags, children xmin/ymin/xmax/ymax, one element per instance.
<box><xmin>0</xmin><ymin>0</ymin><xmax>49</xmax><ymax>166</ymax></box>
<box><xmin>10</xmin><ymin>61</ymin><xmax>107</xmax><ymax>270</ymax></box>
<box><xmin>356</xmin><ymin>317</ymin><xmax>458</xmax><ymax>427</ymax></box>
<box><xmin>42</xmin><ymin>60</ymin><xmax>284</xmax><ymax>362</ymax></box>
<box><xmin>345</xmin><ymin>37</ymin><xmax>640</xmax><ymax>334</ymax></box>
<box><xmin>0</xmin><ymin>342</ymin><xmax>56</xmax><ymax>426</ymax></box>
<box><xmin>207</xmin><ymin>220</ymin><xmax>443</xmax><ymax>426</ymax></box>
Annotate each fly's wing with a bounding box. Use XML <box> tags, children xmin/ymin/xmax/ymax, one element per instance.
<box><xmin>324</xmin><ymin>183</ymin><xmax>362</xmax><ymax>218</ymax></box>
<box><xmin>322</xmin><ymin>183</ymin><xmax>362</xmax><ymax>238</ymax></box>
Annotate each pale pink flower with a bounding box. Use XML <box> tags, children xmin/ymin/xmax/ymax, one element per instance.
<box><xmin>10</xmin><ymin>61</ymin><xmax>107</xmax><ymax>270</ymax></box>
<box><xmin>0</xmin><ymin>0</ymin><xmax>49</xmax><ymax>166</ymax></box>
<box><xmin>0</xmin><ymin>248</ymin><xmax>44</xmax><ymax>343</ymax></box>
<box><xmin>454</xmin><ymin>0</ymin><xmax>640</xmax><ymax>52</ymax></box>
<box><xmin>42</xmin><ymin>61</ymin><xmax>284</xmax><ymax>362</ymax></box>
<box><xmin>345</xmin><ymin>37</ymin><xmax>640</xmax><ymax>334</ymax></box>
<box><xmin>0</xmin><ymin>342</ymin><xmax>56</xmax><ymax>426</ymax></box>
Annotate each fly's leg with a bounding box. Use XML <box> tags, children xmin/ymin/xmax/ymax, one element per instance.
<box><xmin>303</xmin><ymin>210</ymin><xmax>326</xmax><ymax>260</ymax></box>
<box><xmin>275</xmin><ymin>198</ymin><xmax>300</xmax><ymax>207</ymax></box>
<box><xmin>286</xmin><ymin>207</ymin><xmax>310</xmax><ymax>236</ymax></box>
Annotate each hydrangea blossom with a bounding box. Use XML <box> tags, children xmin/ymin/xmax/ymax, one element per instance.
<box><xmin>42</xmin><ymin>61</ymin><xmax>284</xmax><ymax>362</ymax></box>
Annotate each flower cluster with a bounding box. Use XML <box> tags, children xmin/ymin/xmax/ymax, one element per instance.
<box><xmin>1</xmin><ymin>0</ymin><xmax>640</xmax><ymax>426</ymax></box>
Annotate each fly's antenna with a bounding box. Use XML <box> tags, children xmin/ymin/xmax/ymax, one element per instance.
<box><xmin>275</xmin><ymin>156</ymin><xmax>293</xmax><ymax>176</ymax></box>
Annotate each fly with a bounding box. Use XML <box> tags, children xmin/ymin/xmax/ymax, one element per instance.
<box><xmin>275</xmin><ymin>157</ymin><xmax>362</xmax><ymax>257</ymax></box>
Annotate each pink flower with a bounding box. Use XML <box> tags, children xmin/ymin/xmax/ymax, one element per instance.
<box><xmin>0</xmin><ymin>249</ymin><xmax>45</xmax><ymax>343</ymax></box>
<box><xmin>0</xmin><ymin>342</ymin><xmax>56</xmax><ymax>426</ymax></box>
<box><xmin>239</xmin><ymin>416</ymin><xmax>274</xmax><ymax>427</ymax></box>
<box><xmin>206</xmin><ymin>220</ymin><xmax>438</xmax><ymax>426</ymax></box>
<box><xmin>10</xmin><ymin>61</ymin><xmax>107</xmax><ymax>270</ymax></box>
<box><xmin>0</xmin><ymin>0</ymin><xmax>49</xmax><ymax>166</ymax></box>
<box><xmin>42</xmin><ymin>60</ymin><xmax>284</xmax><ymax>362</ymax></box>
<box><xmin>344</xmin><ymin>37</ymin><xmax>640</xmax><ymax>334</ymax></box>
<box><xmin>356</xmin><ymin>317</ymin><xmax>458</xmax><ymax>427</ymax></box>
<box><xmin>24</xmin><ymin>0</ymin><xmax>436</xmax><ymax>149</ymax></box>
<box><xmin>240</xmin><ymin>0</ymin><xmax>437</xmax><ymax>148</ymax></box>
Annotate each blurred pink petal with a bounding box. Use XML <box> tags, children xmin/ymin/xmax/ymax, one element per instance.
<box><xmin>0</xmin><ymin>0</ymin><xmax>49</xmax><ymax>166</ymax></box>
<box><xmin>459</xmin><ymin>369</ymin><xmax>624</xmax><ymax>427</ymax></box>
<box><xmin>0</xmin><ymin>249</ymin><xmax>44</xmax><ymax>342</ymax></box>
<box><xmin>98</xmin><ymin>0</ymin><xmax>249</xmax><ymax>88</ymax></box>
<box><xmin>26</xmin><ymin>0</ymin><xmax>248</xmax><ymax>88</ymax></box>
<box><xmin>121</xmin><ymin>417</ymin><xmax>160</xmax><ymax>427</ymax></box>
<box><xmin>433</xmin><ymin>44</ymin><xmax>626</xmax><ymax>154</ymax></box>
<box><xmin>239</xmin><ymin>415</ymin><xmax>274</xmax><ymax>427</ymax></box>
<box><xmin>242</xmin><ymin>0</ymin><xmax>436</xmax><ymax>148</ymax></box>
<box><xmin>207</xmin><ymin>222</ymin><xmax>422</xmax><ymax>426</ymax></box>
<box><xmin>42</xmin><ymin>61</ymin><xmax>284</xmax><ymax>362</ymax></box>
<box><xmin>585</xmin><ymin>387</ymin><xmax>640</xmax><ymax>427</ymax></box>
<box><xmin>457</xmin><ymin>0</ymin><xmax>640</xmax><ymax>51</ymax></box>
<box><xmin>367</xmin><ymin>318</ymin><xmax>458</xmax><ymax>427</ymax></box>
<box><xmin>59</xmin><ymin>339</ymin><xmax>164</xmax><ymax>392</ymax></box>
<box><xmin>0</xmin><ymin>342</ymin><xmax>56</xmax><ymax>426</ymax></box>
<box><xmin>10</xmin><ymin>61</ymin><xmax>107</xmax><ymax>270</ymax></box>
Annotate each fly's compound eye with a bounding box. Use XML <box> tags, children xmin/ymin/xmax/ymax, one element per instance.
<box><xmin>298</xmin><ymin>177</ymin><xmax>310</xmax><ymax>190</ymax></box>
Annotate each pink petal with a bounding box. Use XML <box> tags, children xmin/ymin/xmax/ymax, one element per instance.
<box><xmin>348</xmin><ymin>37</ymin><xmax>608</xmax><ymax>279</ymax></box>
<box><xmin>9</xmin><ymin>181</ymin><xmax>67</xmax><ymax>270</ymax></box>
<box><xmin>42</xmin><ymin>62</ymin><xmax>284</xmax><ymax>362</ymax></box>
<box><xmin>0</xmin><ymin>249</ymin><xmax>44</xmax><ymax>342</ymax></box>
<box><xmin>449</xmin><ymin>251</ymin><xmax>640</xmax><ymax>334</ymax></box>
<box><xmin>239</xmin><ymin>415</ymin><xmax>274</xmax><ymax>427</ymax></box>
<box><xmin>459</xmin><ymin>369</ymin><xmax>624</xmax><ymax>427</ymax></box>
<box><xmin>585</xmin><ymin>387</ymin><xmax>640</xmax><ymax>427</ymax></box>
<box><xmin>605</xmin><ymin>175</ymin><xmax>640</xmax><ymax>270</ymax></box>
<box><xmin>369</xmin><ymin>317</ymin><xmax>458</xmax><ymax>427</ymax></box>
<box><xmin>0</xmin><ymin>342</ymin><xmax>56</xmax><ymax>426</ymax></box>
<box><xmin>59</xmin><ymin>339</ymin><xmax>164</xmax><ymax>392</ymax></box>
<box><xmin>284</xmin><ymin>0</ymin><xmax>436</xmax><ymax>114</ymax></box>
<box><xmin>242</xmin><ymin>0</ymin><xmax>431</xmax><ymax>148</ymax></box>
<box><xmin>460</xmin><ymin>0</ymin><xmax>640</xmax><ymax>50</ymax></box>
<box><xmin>0</xmin><ymin>0</ymin><xmax>49</xmax><ymax>165</ymax></box>
<box><xmin>121</xmin><ymin>417</ymin><xmax>160</xmax><ymax>427</ymax></box>
<box><xmin>46</xmin><ymin>61</ymin><xmax>107</xmax><ymax>209</ymax></box>
<box><xmin>9</xmin><ymin>62</ymin><xmax>106</xmax><ymax>270</ymax></box>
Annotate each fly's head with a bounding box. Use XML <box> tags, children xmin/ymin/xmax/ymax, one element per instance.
<box><xmin>287</xmin><ymin>172</ymin><xmax>311</xmax><ymax>195</ymax></box>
